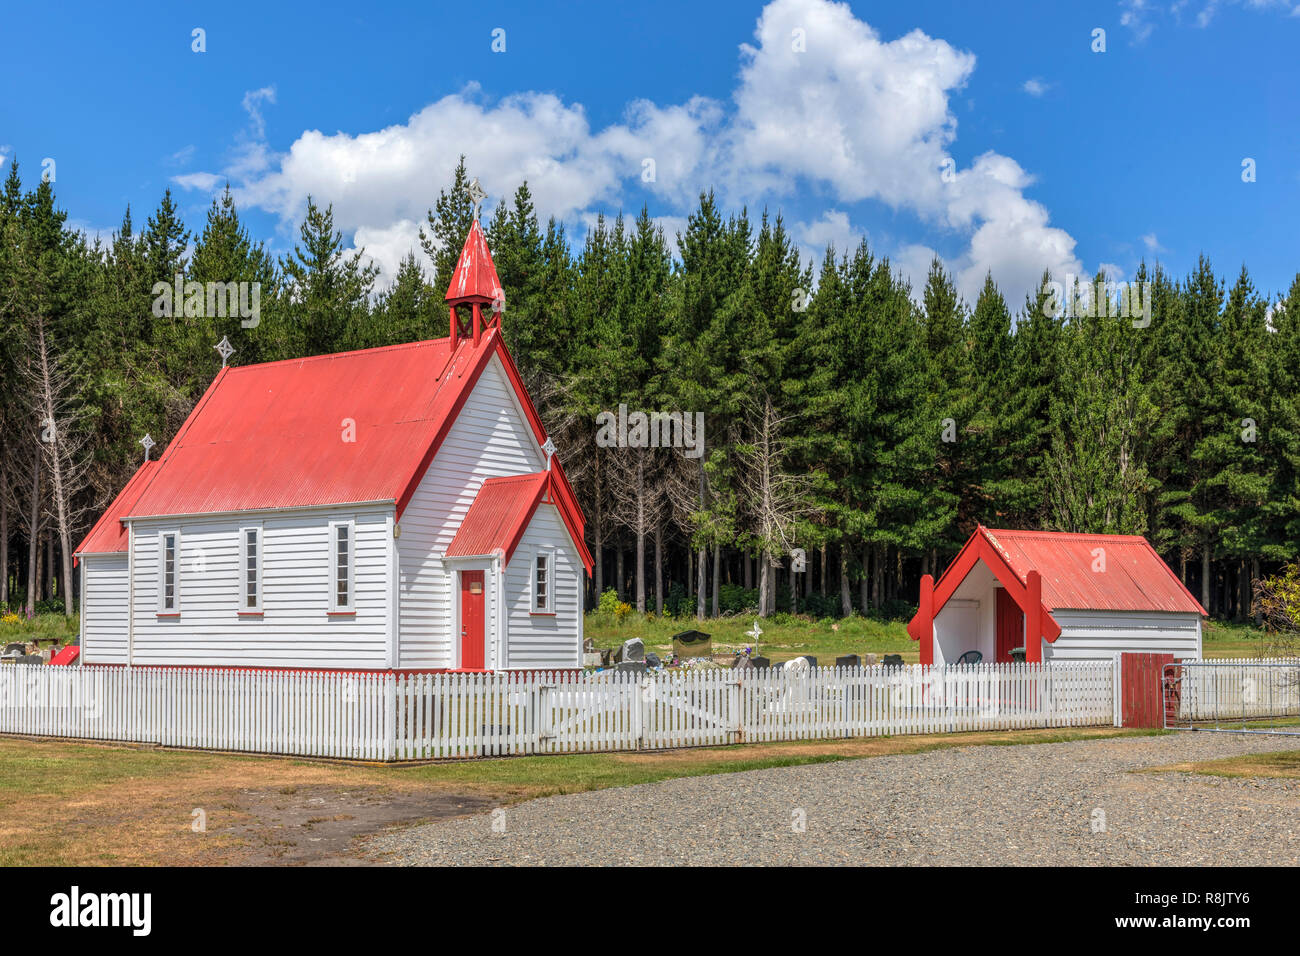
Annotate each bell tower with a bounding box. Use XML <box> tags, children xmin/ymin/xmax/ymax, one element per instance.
<box><xmin>445</xmin><ymin>178</ymin><xmax>504</xmax><ymax>347</ymax></box>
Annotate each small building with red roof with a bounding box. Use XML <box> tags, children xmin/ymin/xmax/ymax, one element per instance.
<box><xmin>74</xmin><ymin>218</ymin><xmax>592</xmax><ymax>672</ymax></box>
<box><xmin>907</xmin><ymin>525</ymin><xmax>1206</xmax><ymax>665</ymax></box>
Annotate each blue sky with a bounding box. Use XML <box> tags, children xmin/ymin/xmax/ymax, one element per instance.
<box><xmin>4</xmin><ymin>0</ymin><xmax>1298</xmax><ymax>305</ymax></box>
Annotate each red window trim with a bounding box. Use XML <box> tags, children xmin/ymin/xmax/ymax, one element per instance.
<box><xmin>156</xmin><ymin>612</ymin><xmax>180</xmax><ymax>618</ymax></box>
<box><xmin>326</xmin><ymin>611</ymin><xmax>357</xmax><ymax>617</ymax></box>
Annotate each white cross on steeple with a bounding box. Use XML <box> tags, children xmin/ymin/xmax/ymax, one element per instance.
<box><xmin>465</xmin><ymin>177</ymin><xmax>487</xmax><ymax>221</ymax></box>
<box><xmin>141</xmin><ymin>433</ymin><xmax>156</xmax><ymax>462</ymax></box>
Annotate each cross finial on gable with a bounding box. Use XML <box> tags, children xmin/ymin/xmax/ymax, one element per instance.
<box><xmin>542</xmin><ymin>437</ymin><xmax>556</xmax><ymax>471</ymax></box>
<box><xmin>215</xmin><ymin>336</ymin><xmax>235</xmax><ymax>368</ymax></box>
<box><xmin>141</xmin><ymin>433</ymin><xmax>156</xmax><ymax>462</ymax></box>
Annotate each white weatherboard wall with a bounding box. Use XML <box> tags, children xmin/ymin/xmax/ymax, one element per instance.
<box><xmin>1046</xmin><ymin>609</ymin><xmax>1202</xmax><ymax>662</ymax></box>
<box><xmin>81</xmin><ymin>553</ymin><xmax>130</xmax><ymax>664</ymax></box>
<box><xmin>397</xmin><ymin>355</ymin><xmax>546</xmax><ymax>669</ymax></box>
<box><xmin>505</xmin><ymin>503</ymin><xmax>582</xmax><ymax>670</ymax></box>
<box><xmin>128</xmin><ymin>505</ymin><xmax>393</xmax><ymax>668</ymax></box>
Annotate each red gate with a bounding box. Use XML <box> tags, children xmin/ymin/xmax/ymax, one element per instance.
<box><xmin>1120</xmin><ymin>652</ymin><xmax>1174</xmax><ymax>728</ymax></box>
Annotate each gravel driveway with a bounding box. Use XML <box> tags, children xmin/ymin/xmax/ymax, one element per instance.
<box><xmin>366</xmin><ymin>733</ymin><xmax>1300</xmax><ymax>865</ymax></box>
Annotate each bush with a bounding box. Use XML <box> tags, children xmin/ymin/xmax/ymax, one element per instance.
<box><xmin>665</xmin><ymin>582</ymin><xmax>691</xmax><ymax>617</ymax></box>
<box><xmin>34</xmin><ymin>599</ymin><xmax>65</xmax><ymax>616</ymax></box>
<box><xmin>597</xmin><ymin>588</ymin><xmax>620</xmax><ymax>615</ymax></box>
<box><xmin>718</xmin><ymin>583</ymin><xmax>759</xmax><ymax>614</ymax></box>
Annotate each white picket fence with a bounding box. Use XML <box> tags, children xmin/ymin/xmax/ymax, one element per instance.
<box><xmin>0</xmin><ymin>660</ymin><xmax>1115</xmax><ymax>761</ymax></box>
<box><xmin>1172</xmin><ymin>658</ymin><xmax>1300</xmax><ymax>722</ymax></box>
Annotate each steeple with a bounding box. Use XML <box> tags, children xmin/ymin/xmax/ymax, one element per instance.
<box><xmin>445</xmin><ymin>179</ymin><xmax>504</xmax><ymax>347</ymax></box>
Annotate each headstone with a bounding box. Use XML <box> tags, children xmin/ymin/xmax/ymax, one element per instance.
<box><xmin>600</xmin><ymin>648</ymin><xmax>614</xmax><ymax>667</ymax></box>
<box><xmin>863</xmin><ymin>653</ymin><xmax>878</xmax><ymax>666</ymax></box>
<box><xmin>732</xmin><ymin>654</ymin><xmax>753</xmax><ymax>670</ymax></box>
<box><xmin>583</xmin><ymin>652</ymin><xmax>603</xmax><ymax>668</ymax></box>
<box><xmin>783</xmin><ymin>656</ymin><xmax>812</xmax><ymax>677</ymax></box>
<box><xmin>750</xmin><ymin>656</ymin><xmax>771</xmax><ymax>669</ymax></box>
<box><xmin>583</xmin><ymin>637</ymin><xmax>596</xmax><ymax>653</ymax></box>
<box><xmin>801</xmin><ymin>655</ymin><xmax>817</xmax><ymax>668</ymax></box>
<box><xmin>616</xmin><ymin>660</ymin><xmax>646</xmax><ymax>674</ymax></box>
<box><xmin>882</xmin><ymin>653</ymin><xmax>905</xmax><ymax>667</ymax></box>
<box><xmin>836</xmin><ymin>654</ymin><xmax>861</xmax><ymax>668</ymax></box>
<box><xmin>616</xmin><ymin>637</ymin><xmax>645</xmax><ymax>664</ymax></box>
<box><xmin>671</xmin><ymin>629</ymin><xmax>712</xmax><ymax>659</ymax></box>
<box><xmin>644</xmin><ymin>652</ymin><xmax>661</xmax><ymax>668</ymax></box>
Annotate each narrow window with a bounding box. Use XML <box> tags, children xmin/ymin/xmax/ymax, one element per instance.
<box><xmin>534</xmin><ymin>553</ymin><xmax>549</xmax><ymax>612</ymax></box>
<box><xmin>241</xmin><ymin>526</ymin><xmax>262</xmax><ymax>612</ymax></box>
<box><xmin>330</xmin><ymin>521</ymin><xmax>354</xmax><ymax>612</ymax></box>
<box><xmin>159</xmin><ymin>531</ymin><xmax>179</xmax><ymax>613</ymax></box>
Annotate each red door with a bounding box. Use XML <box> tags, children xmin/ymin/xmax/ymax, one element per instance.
<box><xmin>460</xmin><ymin>571</ymin><xmax>486</xmax><ymax>670</ymax></box>
<box><xmin>995</xmin><ymin>587</ymin><xmax>1023</xmax><ymax>663</ymax></box>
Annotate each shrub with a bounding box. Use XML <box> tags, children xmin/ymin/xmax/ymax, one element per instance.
<box><xmin>597</xmin><ymin>588</ymin><xmax>620</xmax><ymax>615</ymax></box>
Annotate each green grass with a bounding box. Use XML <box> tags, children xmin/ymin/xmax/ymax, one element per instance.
<box><xmin>1199</xmin><ymin>619</ymin><xmax>1296</xmax><ymax>659</ymax></box>
<box><xmin>0</xmin><ymin>611</ymin><xmax>1289</xmax><ymax>663</ymax></box>
<box><xmin>0</xmin><ymin>611</ymin><xmax>78</xmax><ymax>646</ymax></box>
<box><xmin>587</xmin><ymin>612</ymin><xmax>1297</xmax><ymax>665</ymax></box>
<box><xmin>584</xmin><ymin>610</ymin><xmax>916</xmax><ymax>663</ymax></box>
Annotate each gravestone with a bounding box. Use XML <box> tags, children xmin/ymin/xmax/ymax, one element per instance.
<box><xmin>882</xmin><ymin>653</ymin><xmax>905</xmax><ymax>668</ymax></box>
<box><xmin>801</xmin><ymin>655</ymin><xmax>818</xmax><ymax>668</ymax></box>
<box><xmin>750</xmin><ymin>656</ymin><xmax>771</xmax><ymax>669</ymax></box>
<box><xmin>783</xmin><ymin>656</ymin><xmax>812</xmax><ymax>677</ymax></box>
<box><xmin>836</xmin><ymin>654</ymin><xmax>861</xmax><ymax>668</ymax></box>
<box><xmin>644</xmin><ymin>652</ymin><xmax>661</xmax><ymax>668</ymax></box>
<box><xmin>616</xmin><ymin>637</ymin><xmax>645</xmax><ymax>664</ymax></box>
<box><xmin>732</xmin><ymin>654</ymin><xmax>753</xmax><ymax>670</ymax></box>
<box><xmin>616</xmin><ymin>660</ymin><xmax>647</xmax><ymax>674</ymax></box>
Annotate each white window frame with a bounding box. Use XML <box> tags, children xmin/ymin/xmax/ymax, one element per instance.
<box><xmin>157</xmin><ymin>530</ymin><xmax>181</xmax><ymax>614</ymax></box>
<box><xmin>328</xmin><ymin>519</ymin><xmax>356</xmax><ymax>614</ymax></box>
<box><xmin>530</xmin><ymin>549</ymin><xmax>555</xmax><ymax>615</ymax></box>
<box><xmin>239</xmin><ymin>524</ymin><xmax>263</xmax><ymax>614</ymax></box>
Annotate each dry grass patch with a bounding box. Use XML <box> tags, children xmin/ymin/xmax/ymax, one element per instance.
<box><xmin>1145</xmin><ymin>749</ymin><xmax>1300</xmax><ymax>780</ymax></box>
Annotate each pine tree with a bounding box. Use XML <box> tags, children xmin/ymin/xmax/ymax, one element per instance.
<box><xmin>279</xmin><ymin>197</ymin><xmax>379</xmax><ymax>356</ymax></box>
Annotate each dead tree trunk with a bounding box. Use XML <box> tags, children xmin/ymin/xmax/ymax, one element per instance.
<box><xmin>25</xmin><ymin>466</ymin><xmax>39</xmax><ymax>616</ymax></box>
<box><xmin>653</xmin><ymin>523</ymin><xmax>663</xmax><ymax>616</ymax></box>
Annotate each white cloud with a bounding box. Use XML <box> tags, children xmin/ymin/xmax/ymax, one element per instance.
<box><xmin>795</xmin><ymin>209</ymin><xmax>863</xmax><ymax>266</ymax></box>
<box><xmin>176</xmin><ymin>0</ymin><xmax>1086</xmax><ymax>304</ymax></box>
<box><xmin>1126</xmin><ymin>0</ymin><xmax>1294</xmax><ymax>37</ymax></box>
<box><xmin>1141</xmin><ymin>232</ymin><xmax>1163</xmax><ymax>253</ymax></box>
<box><xmin>345</xmin><ymin>219</ymin><xmax>430</xmax><ymax>285</ymax></box>
<box><xmin>1022</xmin><ymin>78</ymin><xmax>1049</xmax><ymax>97</ymax></box>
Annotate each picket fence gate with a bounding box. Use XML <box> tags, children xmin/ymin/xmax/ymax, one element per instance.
<box><xmin>1169</xmin><ymin>657</ymin><xmax>1300</xmax><ymax>723</ymax></box>
<box><xmin>0</xmin><ymin>660</ymin><xmax>1115</xmax><ymax>761</ymax></box>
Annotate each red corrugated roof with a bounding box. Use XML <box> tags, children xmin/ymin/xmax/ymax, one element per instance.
<box><xmin>445</xmin><ymin>219</ymin><xmax>503</xmax><ymax>304</ymax></box>
<box><xmin>74</xmin><ymin>461</ymin><xmax>158</xmax><ymax>557</ymax></box>
<box><xmin>446</xmin><ymin>472</ymin><xmax>549</xmax><ymax>562</ymax></box>
<box><xmin>79</xmin><ymin>224</ymin><xmax>589</xmax><ymax>575</ymax></box>
<box><xmin>125</xmin><ymin>337</ymin><xmax>463</xmax><ymax>518</ymax></box>
<box><xmin>981</xmin><ymin>527</ymin><xmax>1206</xmax><ymax>615</ymax></box>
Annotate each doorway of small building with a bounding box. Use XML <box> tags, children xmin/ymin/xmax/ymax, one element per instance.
<box><xmin>995</xmin><ymin>587</ymin><xmax>1023</xmax><ymax>664</ymax></box>
<box><xmin>459</xmin><ymin>570</ymin><xmax>486</xmax><ymax>670</ymax></box>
